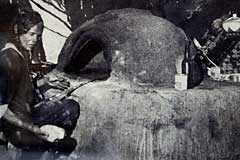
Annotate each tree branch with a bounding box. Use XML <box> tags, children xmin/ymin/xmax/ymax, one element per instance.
<box><xmin>44</xmin><ymin>25</ymin><xmax>68</xmax><ymax>38</ymax></box>
<box><xmin>30</xmin><ymin>0</ymin><xmax>72</xmax><ymax>30</ymax></box>
<box><xmin>53</xmin><ymin>0</ymin><xmax>65</xmax><ymax>10</ymax></box>
<box><xmin>41</xmin><ymin>0</ymin><xmax>66</xmax><ymax>14</ymax></box>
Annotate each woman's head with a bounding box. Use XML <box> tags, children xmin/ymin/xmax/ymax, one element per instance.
<box><xmin>13</xmin><ymin>10</ymin><xmax>44</xmax><ymax>51</ymax></box>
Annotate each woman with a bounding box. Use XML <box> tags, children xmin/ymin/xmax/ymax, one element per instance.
<box><xmin>0</xmin><ymin>10</ymin><xmax>80</xmax><ymax>154</ymax></box>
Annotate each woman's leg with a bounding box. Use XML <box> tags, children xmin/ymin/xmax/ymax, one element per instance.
<box><xmin>32</xmin><ymin>98</ymin><xmax>80</xmax><ymax>134</ymax></box>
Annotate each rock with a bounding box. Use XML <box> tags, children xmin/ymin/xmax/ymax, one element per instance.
<box><xmin>57</xmin><ymin>8</ymin><xmax>203</xmax><ymax>87</ymax></box>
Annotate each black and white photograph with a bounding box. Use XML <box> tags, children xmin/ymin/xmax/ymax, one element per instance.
<box><xmin>0</xmin><ymin>0</ymin><xmax>240</xmax><ymax>159</ymax></box>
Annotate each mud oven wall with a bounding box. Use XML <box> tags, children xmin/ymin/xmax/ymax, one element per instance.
<box><xmin>71</xmin><ymin>81</ymin><xmax>240</xmax><ymax>160</ymax></box>
<box><xmin>56</xmin><ymin>9</ymin><xmax>240</xmax><ymax>160</ymax></box>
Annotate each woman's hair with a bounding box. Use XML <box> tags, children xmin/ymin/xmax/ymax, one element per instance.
<box><xmin>12</xmin><ymin>10</ymin><xmax>44</xmax><ymax>35</ymax></box>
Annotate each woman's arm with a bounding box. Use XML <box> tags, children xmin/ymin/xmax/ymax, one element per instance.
<box><xmin>0</xmin><ymin>50</ymin><xmax>48</xmax><ymax>140</ymax></box>
<box><xmin>2</xmin><ymin>109</ymin><xmax>48</xmax><ymax>139</ymax></box>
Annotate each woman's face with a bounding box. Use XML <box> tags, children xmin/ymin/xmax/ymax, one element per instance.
<box><xmin>19</xmin><ymin>23</ymin><xmax>43</xmax><ymax>51</ymax></box>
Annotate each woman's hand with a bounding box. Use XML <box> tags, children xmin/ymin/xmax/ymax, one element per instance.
<box><xmin>40</xmin><ymin>125</ymin><xmax>65</xmax><ymax>142</ymax></box>
<box><xmin>32</xmin><ymin>125</ymin><xmax>49</xmax><ymax>141</ymax></box>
